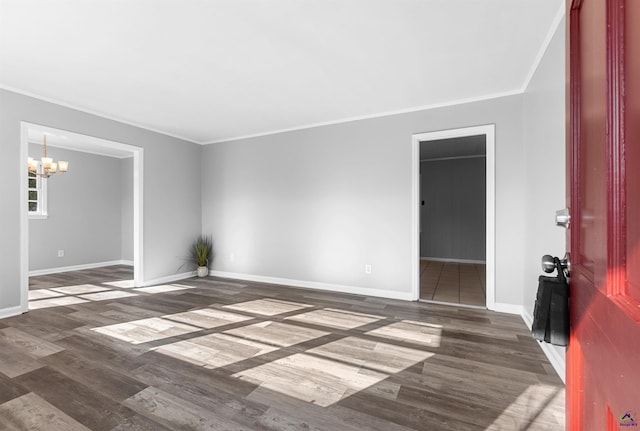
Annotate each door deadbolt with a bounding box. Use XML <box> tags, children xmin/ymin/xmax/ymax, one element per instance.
<box><xmin>556</xmin><ymin>208</ymin><xmax>571</xmax><ymax>229</ymax></box>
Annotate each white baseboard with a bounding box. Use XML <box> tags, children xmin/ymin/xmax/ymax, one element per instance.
<box><xmin>490</xmin><ymin>302</ymin><xmax>524</xmax><ymax>315</ymax></box>
<box><xmin>209</xmin><ymin>270</ymin><xmax>414</xmax><ymax>301</ymax></box>
<box><xmin>141</xmin><ymin>271</ymin><xmax>196</xmax><ymax>287</ymax></box>
<box><xmin>520</xmin><ymin>308</ymin><xmax>566</xmax><ymax>383</ymax></box>
<box><xmin>0</xmin><ymin>305</ymin><xmax>26</xmax><ymax>319</ymax></box>
<box><xmin>420</xmin><ymin>257</ymin><xmax>486</xmax><ymax>264</ymax></box>
<box><xmin>28</xmin><ymin>260</ymin><xmax>133</xmax><ymax>277</ymax></box>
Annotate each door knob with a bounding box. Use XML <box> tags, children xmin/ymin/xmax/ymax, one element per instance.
<box><xmin>541</xmin><ymin>254</ymin><xmax>556</xmax><ymax>273</ymax></box>
<box><xmin>541</xmin><ymin>253</ymin><xmax>571</xmax><ymax>276</ymax></box>
<box><xmin>556</xmin><ymin>208</ymin><xmax>571</xmax><ymax>228</ymax></box>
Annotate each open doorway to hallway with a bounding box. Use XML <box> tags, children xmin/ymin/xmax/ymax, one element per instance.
<box><xmin>411</xmin><ymin>125</ymin><xmax>495</xmax><ymax>309</ymax></box>
<box><xmin>420</xmin><ymin>260</ymin><xmax>486</xmax><ymax>306</ymax></box>
<box><xmin>419</xmin><ymin>134</ymin><xmax>486</xmax><ymax>307</ymax></box>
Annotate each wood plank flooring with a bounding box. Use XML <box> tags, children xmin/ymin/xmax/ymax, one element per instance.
<box><xmin>420</xmin><ymin>260</ymin><xmax>486</xmax><ymax>307</ymax></box>
<box><xmin>0</xmin><ymin>266</ymin><xmax>564</xmax><ymax>430</ymax></box>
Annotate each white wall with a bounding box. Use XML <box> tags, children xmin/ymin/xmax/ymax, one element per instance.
<box><xmin>202</xmin><ymin>94</ymin><xmax>526</xmax><ymax>305</ymax></box>
<box><xmin>28</xmin><ymin>144</ymin><xmax>127</xmax><ymax>271</ymax></box>
<box><xmin>0</xmin><ymin>22</ymin><xmax>565</xmax><ymax>321</ymax></box>
<box><xmin>522</xmin><ymin>18</ymin><xmax>567</xmax><ymax>377</ymax></box>
<box><xmin>0</xmin><ymin>89</ymin><xmax>202</xmax><ymax>314</ymax></box>
<box><xmin>121</xmin><ymin>156</ymin><xmax>133</xmax><ymax>262</ymax></box>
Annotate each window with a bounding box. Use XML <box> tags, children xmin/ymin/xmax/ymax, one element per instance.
<box><xmin>28</xmin><ymin>162</ymin><xmax>47</xmax><ymax>218</ymax></box>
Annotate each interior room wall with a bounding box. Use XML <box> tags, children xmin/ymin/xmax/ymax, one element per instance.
<box><xmin>28</xmin><ymin>144</ymin><xmax>126</xmax><ymax>271</ymax></box>
<box><xmin>0</xmin><ymin>89</ymin><xmax>201</xmax><ymax>315</ymax></box>
<box><xmin>120</xmin><ymin>156</ymin><xmax>133</xmax><ymax>263</ymax></box>
<box><xmin>522</xmin><ymin>18</ymin><xmax>567</xmax><ymax>375</ymax></box>
<box><xmin>420</xmin><ymin>157</ymin><xmax>486</xmax><ymax>261</ymax></box>
<box><xmin>202</xmin><ymin>94</ymin><xmax>526</xmax><ymax>305</ymax></box>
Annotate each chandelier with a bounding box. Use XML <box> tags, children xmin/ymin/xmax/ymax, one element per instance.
<box><xmin>28</xmin><ymin>135</ymin><xmax>69</xmax><ymax>178</ymax></box>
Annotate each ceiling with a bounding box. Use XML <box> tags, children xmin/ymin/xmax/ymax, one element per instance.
<box><xmin>0</xmin><ymin>0</ymin><xmax>563</xmax><ymax>145</ymax></box>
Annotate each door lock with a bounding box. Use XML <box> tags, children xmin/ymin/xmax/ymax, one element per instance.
<box><xmin>556</xmin><ymin>208</ymin><xmax>571</xmax><ymax>229</ymax></box>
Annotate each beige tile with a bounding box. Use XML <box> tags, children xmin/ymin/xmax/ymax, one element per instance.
<box><xmin>286</xmin><ymin>308</ymin><xmax>384</xmax><ymax>330</ymax></box>
<box><xmin>0</xmin><ymin>393</ymin><xmax>91</xmax><ymax>431</ymax></box>
<box><xmin>223</xmin><ymin>298</ymin><xmax>312</xmax><ymax>316</ymax></box>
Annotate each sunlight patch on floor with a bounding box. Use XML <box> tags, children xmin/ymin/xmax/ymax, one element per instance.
<box><xmin>366</xmin><ymin>320</ymin><xmax>443</xmax><ymax>348</ymax></box>
<box><xmin>162</xmin><ymin>308</ymin><xmax>252</xmax><ymax>329</ymax></box>
<box><xmin>134</xmin><ymin>284</ymin><xmax>194</xmax><ymax>294</ymax></box>
<box><xmin>223</xmin><ymin>299</ymin><xmax>313</xmax><ymax>316</ymax></box>
<box><xmin>286</xmin><ymin>308</ymin><xmax>385</xmax><ymax>329</ymax></box>
<box><xmin>91</xmin><ymin>316</ymin><xmax>201</xmax><ymax>344</ymax></box>
<box><xmin>156</xmin><ymin>332</ymin><xmax>279</xmax><ymax>368</ymax></box>
<box><xmin>484</xmin><ymin>384</ymin><xmax>565</xmax><ymax>430</ymax></box>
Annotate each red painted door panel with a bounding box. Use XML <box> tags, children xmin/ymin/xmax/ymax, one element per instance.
<box><xmin>567</xmin><ymin>0</ymin><xmax>640</xmax><ymax>430</ymax></box>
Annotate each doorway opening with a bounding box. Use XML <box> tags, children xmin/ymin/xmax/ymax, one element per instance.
<box><xmin>19</xmin><ymin>122</ymin><xmax>144</xmax><ymax>312</ymax></box>
<box><xmin>411</xmin><ymin>125</ymin><xmax>495</xmax><ymax>310</ymax></box>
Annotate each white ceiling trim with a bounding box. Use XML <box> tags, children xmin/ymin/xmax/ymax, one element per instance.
<box><xmin>4</xmin><ymin>3</ymin><xmax>565</xmax><ymax>148</ymax></box>
<box><xmin>520</xmin><ymin>3</ymin><xmax>566</xmax><ymax>92</ymax></box>
<box><xmin>204</xmin><ymin>89</ymin><xmax>523</xmax><ymax>145</ymax></box>
<box><xmin>1</xmin><ymin>84</ymin><xmax>199</xmax><ymax>145</ymax></box>
<box><xmin>5</xmin><ymin>81</ymin><xmax>523</xmax><ymax>146</ymax></box>
<box><xmin>2</xmin><ymin>1</ymin><xmax>563</xmax><ymax>146</ymax></box>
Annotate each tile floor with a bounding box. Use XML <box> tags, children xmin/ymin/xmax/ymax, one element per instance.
<box><xmin>420</xmin><ymin>260</ymin><xmax>486</xmax><ymax>306</ymax></box>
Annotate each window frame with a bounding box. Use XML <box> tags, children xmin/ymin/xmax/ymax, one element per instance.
<box><xmin>28</xmin><ymin>161</ymin><xmax>48</xmax><ymax>219</ymax></box>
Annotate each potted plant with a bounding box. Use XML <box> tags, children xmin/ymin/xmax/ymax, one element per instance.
<box><xmin>190</xmin><ymin>235</ymin><xmax>213</xmax><ymax>277</ymax></box>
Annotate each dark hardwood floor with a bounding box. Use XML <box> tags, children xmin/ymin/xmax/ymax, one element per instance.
<box><xmin>0</xmin><ymin>266</ymin><xmax>564</xmax><ymax>430</ymax></box>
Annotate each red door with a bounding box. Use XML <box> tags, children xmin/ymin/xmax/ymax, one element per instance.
<box><xmin>567</xmin><ymin>0</ymin><xmax>640</xmax><ymax>429</ymax></box>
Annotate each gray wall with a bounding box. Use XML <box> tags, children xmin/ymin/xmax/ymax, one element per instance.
<box><xmin>28</xmin><ymin>144</ymin><xmax>126</xmax><ymax>271</ymax></box>
<box><xmin>420</xmin><ymin>157</ymin><xmax>486</xmax><ymax>261</ymax></box>
<box><xmin>202</xmin><ymin>94</ymin><xmax>526</xmax><ymax>304</ymax></box>
<box><xmin>120</xmin><ymin>157</ymin><xmax>133</xmax><ymax>262</ymax></box>
<box><xmin>522</xmin><ymin>19</ymin><xmax>566</xmax><ymax>367</ymax></box>
<box><xmin>0</xmin><ymin>89</ymin><xmax>202</xmax><ymax>312</ymax></box>
<box><xmin>0</xmin><ymin>21</ymin><xmax>565</xmax><ymax>315</ymax></box>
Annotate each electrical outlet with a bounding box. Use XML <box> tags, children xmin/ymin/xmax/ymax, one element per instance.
<box><xmin>365</xmin><ymin>264</ymin><xmax>372</xmax><ymax>274</ymax></box>
<box><xmin>230</xmin><ymin>252</ymin><xmax>235</xmax><ymax>262</ymax></box>
<box><xmin>57</xmin><ymin>250</ymin><xmax>64</xmax><ymax>258</ymax></box>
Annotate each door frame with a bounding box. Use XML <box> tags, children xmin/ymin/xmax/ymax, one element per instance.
<box><xmin>411</xmin><ymin>124</ymin><xmax>496</xmax><ymax>309</ymax></box>
<box><xmin>19</xmin><ymin>122</ymin><xmax>145</xmax><ymax>312</ymax></box>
